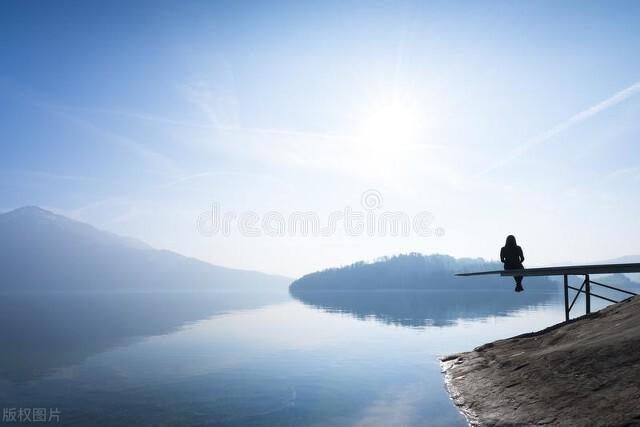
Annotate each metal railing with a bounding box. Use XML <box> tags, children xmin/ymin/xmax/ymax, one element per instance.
<box><xmin>563</xmin><ymin>274</ymin><xmax>637</xmax><ymax>321</ymax></box>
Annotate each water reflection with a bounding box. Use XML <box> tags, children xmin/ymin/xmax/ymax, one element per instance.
<box><xmin>0</xmin><ymin>291</ymin><xmax>288</xmax><ymax>382</ymax></box>
<box><xmin>0</xmin><ymin>290</ymin><xmax>570</xmax><ymax>426</ymax></box>
<box><xmin>290</xmin><ymin>288</ymin><xmax>561</xmax><ymax>327</ymax></box>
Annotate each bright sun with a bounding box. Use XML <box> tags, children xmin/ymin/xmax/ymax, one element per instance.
<box><xmin>351</xmin><ymin>98</ymin><xmax>425</xmax><ymax>176</ymax></box>
<box><xmin>359</xmin><ymin>102</ymin><xmax>423</xmax><ymax>146</ymax></box>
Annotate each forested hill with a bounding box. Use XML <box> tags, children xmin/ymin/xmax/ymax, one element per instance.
<box><xmin>290</xmin><ymin>253</ymin><xmax>556</xmax><ymax>292</ymax></box>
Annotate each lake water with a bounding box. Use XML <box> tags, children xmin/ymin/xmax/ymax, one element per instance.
<box><xmin>1</xmin><ymin>287</ymin><xmax>599</xmax><ymax>426</ymax></box>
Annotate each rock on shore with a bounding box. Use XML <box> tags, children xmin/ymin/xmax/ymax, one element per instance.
<box><xmin>441</xmin><ymin>295</ymin><xmax>640</xmax><ymax>426</ymax></box>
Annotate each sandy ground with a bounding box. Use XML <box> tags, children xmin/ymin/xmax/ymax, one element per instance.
<box><xmin>441</xmin><ymin>295</ymin><xmax>640</xmax><ymax>426</ymax></box>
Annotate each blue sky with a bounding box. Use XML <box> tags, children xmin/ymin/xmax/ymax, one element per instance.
<box><xmin>2</xmin><ymin>1</ymin><xmax>640</xmax><ymax>276</ymax></box>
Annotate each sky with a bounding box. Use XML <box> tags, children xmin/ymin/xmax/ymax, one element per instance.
<box><xmin>1</xmin><ymin>1</ymin><xmax>640</xmax><ymax>277</ymax></box>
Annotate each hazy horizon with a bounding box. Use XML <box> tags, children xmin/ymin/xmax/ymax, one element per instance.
<box><xmin>3</xmin><ymin>1</ymin><xmax>640</xmax><ymax>277</ymax></box>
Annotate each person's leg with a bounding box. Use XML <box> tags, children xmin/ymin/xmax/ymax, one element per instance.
<box><xmin>515</xmin><ymin>275</ymin><xmax>524</xmax><ymax>292</ymax></box>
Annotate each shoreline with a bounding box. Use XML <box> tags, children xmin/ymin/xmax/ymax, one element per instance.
<box><xmin>440</xmin><ymin>295</ymin><xmax>640</xmax><ymax>426</ymax></box>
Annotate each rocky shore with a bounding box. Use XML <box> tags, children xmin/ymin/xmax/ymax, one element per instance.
<box><xmin>441</xmin><ymin>295</ymin><xmax>640</xmax><ymax>426</ymax></box>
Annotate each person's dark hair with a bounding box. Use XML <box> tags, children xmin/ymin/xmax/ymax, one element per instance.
<box><xmin>505</xmin><ymin>235</ymin><xmax>517</xmax><ymax>247</ymax></box>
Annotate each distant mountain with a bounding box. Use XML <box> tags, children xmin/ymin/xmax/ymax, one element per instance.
<box><xmin>0</xmin><ymin>206</ymin><xmax>290</xmax><ymax>291</ymax></box>
<box><xmin>289</xmin><ymin>253</ymin><xmax>557</xmax><ymax>292</ymax></box>
<box><xmin>603</xmin><ymin>255</ymin><xmax>640</xmax><ymax>264</ymax></box>
<box><xmin>603</xmin><ymin>256</ymin><xmax>640</xmax><ymax>283</ymax></box>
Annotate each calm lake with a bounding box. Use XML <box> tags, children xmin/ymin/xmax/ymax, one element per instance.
<box><xmin>1</xmin><ymin>287</ymin><xmax>593</xmax><ymax>426</ymax></box>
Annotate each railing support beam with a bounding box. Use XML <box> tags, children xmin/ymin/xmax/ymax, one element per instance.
<box><xmin>585</xmin><ymin>274</ymin><xmax>591</xmax><ymax>314</ymax></box>
<box><xmin>563</xmin><ymin>274</ymin><xmax>569</xmax><ymax>321</ymax></box>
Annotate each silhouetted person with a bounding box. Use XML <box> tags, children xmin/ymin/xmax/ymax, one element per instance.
<box><xmin>501</xmin><ymin>235</ymin><xmax>525</xmax><ymax>292</ymax></box>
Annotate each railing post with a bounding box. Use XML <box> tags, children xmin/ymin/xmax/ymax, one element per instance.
<box><xmin>564</xmin><ymin>274</ymin><xmax>569</xmax><ymax>321</ymax></box>
<box><xmin>585</xmin><ymin>274</ymin><xmax>591</xmax><ymax>314</ymax></box>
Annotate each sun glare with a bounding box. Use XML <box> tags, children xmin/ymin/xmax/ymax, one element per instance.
<box><xmin>359</xmin><ymin>102</ymin><xmax>423</xmax><ymax>146</ymax></box>
<box><xmin>350</xmin><ymin>97</ymin><xmax>426</xmax><ymax>177</ymax></box>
